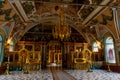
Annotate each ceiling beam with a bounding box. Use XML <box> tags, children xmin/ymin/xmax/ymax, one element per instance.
<box><xmin>13</xmin><ymin>0</ymin><xmax>29</xmax><ymax>22</ymax></box>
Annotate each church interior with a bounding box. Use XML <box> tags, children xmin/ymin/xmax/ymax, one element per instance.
<box><xmin>0</xmin><ymin>0</ymin><xmax>120</xmax><ymax>80</ymax></box>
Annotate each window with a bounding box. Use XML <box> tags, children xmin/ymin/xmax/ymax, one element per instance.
<box><xmin>9</xmin><ymin>40</ymin><xmax>14</xmax><ymax>52</ymax></box>
<box><xmin>92</xmin><ymin>42</ymin><xmax>99</xmax><ymax>52</ymax></box>
<box><xmin>105</xmin><ymin>36</ymin><xmax>116</xmax><ymax>63</ymax></box>
<box><xmin>0</xmin><ymin>35</ymin><xmax>3</xmax><ymax>64</ymax></box>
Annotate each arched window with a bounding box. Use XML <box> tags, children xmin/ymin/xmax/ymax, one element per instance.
<box><xmin>0</xmin><ymin>35</ymin><xmax>3</xmax><ymax>64</ymax></box>
<box><xmin>105</xmin><ymin>36</ymin><xmax>116</xmax><ymax>63</ymax></box>
<box><xmin>92</xmin><ymin>42</ymin><xmax>99</xmax><ymax>52</ymax></box>
<box><xmin>9</xmin><ymin>40</ymin><xmax>14</xmax><ymax>52</ymax></box>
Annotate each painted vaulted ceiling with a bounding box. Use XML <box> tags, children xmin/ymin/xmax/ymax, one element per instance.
<box><xmin>0</xmin><ymin>0</ymin><xmax>120</xmax><ymax>44</ymax></box>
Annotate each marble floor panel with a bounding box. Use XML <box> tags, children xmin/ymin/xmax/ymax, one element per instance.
<box><xmin>65</xmin><ymin>70</ymin><xmax>120</xmax><ymax>80</ymax></box>
<box><xmin>52</xmin><ymin>70</ymin><xmax>76</xmax><ymax>80</ymax></box>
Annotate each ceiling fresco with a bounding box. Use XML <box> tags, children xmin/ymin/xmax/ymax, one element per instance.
<box><xmin>0</xmin><ymin>0</ymin><xmax>119</xmax><ymax>43</ymax></box>
<box><xmin>0</xmin><ymin>1</ymin><xmax>18</xmax><ymax>23</ymax></box>
<box><xmin>19</xmin><ymin>0</ymin><xmax>104</xmax><ymax>24</ymax></box>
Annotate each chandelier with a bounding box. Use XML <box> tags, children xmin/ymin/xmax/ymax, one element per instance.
<box><xmin>52</xmin><ymin>5</ymin><xmax>71</xmax><ymax>40</ymax></box>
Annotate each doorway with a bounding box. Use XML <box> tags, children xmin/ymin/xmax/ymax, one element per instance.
<box><xmin>47</xmin><ymin>40</ymin><xmax>62</xmax><ymax>69</ymax></box>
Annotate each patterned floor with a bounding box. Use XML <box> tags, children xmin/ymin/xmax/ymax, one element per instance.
<box><xmin>65</xmin><ymin>70</ymin><xmax>120</xmax><ymax>80</ymax></box>
<box><xmin>0</xmin><ymin>70</ymin><xmax>120</xmax><ymax>80</ymax></box>
<box><xmin>0</xmin><ymin>70</ymin><xmax>53</xmax><ymax>80</ymax></box>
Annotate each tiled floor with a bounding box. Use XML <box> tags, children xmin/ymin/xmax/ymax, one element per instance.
<box><xmin>65</xmin><ymin>70</ymin><xmax>120</xmax><ymax>80</ymax></box>
<box><xmin>0</xmin><ymin>70</ymin><xmax>53</xmax><ymax>80</ymax></box>
<box><xmin>0</xmin><ymin>70</ymin><xmax>120</xmax><ymax>80</ymax></box>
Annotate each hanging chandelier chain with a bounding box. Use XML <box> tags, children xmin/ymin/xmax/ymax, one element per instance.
<box><xmin>52</xmin><ymin>5</ymin><xmax>71</xmax><ymax>40</ymax></box>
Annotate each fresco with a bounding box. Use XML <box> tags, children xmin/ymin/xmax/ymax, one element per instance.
<box><xmin>85</xmin><ymin>33</ymin><xmax>95</xmax><ymax>44</ymax></box>
<box><xmin>21</xmin><ymin>1</ymin><xmax>36</xmax><ymax>17</ymax></box>
<box><xmin>0</xmin><ymin>22</ymin><xmax>14</xmax><ymax>38</ymax></box>
<box><xmin>0</xmin><ymin>1</ymin><xmax>17</xmax><ymax>22</ymax></box>
<box><xmin>98</xmin><ymin>25</ymin><xmax>107</xmax><ymax>39</ymax></box>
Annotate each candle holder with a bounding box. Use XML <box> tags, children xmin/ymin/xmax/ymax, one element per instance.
<box><xmin>4</xmin><ymin>57</ymin><xmax>10</xmax><ymax>75</ymax></box>
<box><xmin>107</xmin><ymin>64</ymin><xmax>112</xmax><ymax>72</ymax></box>
<box><xmin>23</xmin><ymin>65</ymin><xmax>29</xmax><ymax>74</ymax></box>
<box><xmin>23</xmin><ymin>58</ymin><xmax>30</xmax><ymax>74</ymax></box>
<box><xmin>87</xmin><ymin>60</ymin><xmax>93</xmax><ymax>72</ymax></box>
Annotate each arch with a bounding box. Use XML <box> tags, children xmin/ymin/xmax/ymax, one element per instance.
<box><xmin>98</xmin><ymin>24</ymin><xmax>116</xmax><ymax>40</ymax></box>
<box><xmin>104</xmin><ymin>35</ymin><xmax>116</xmax><ymax>63</ymax></box>
<box><xmin>0</xmin><ymin>32</ymin><xmax>5</xmax><ymax>65</ymax></box>
<box><xmin>13</xmin><ymin>17</ymin><xmax>88</xmax><ymax>43</ymax></box>
<box><xmin>0</xmin><ymin>28</ymin><xmax>6</xmax><ymax>65</ymax></box>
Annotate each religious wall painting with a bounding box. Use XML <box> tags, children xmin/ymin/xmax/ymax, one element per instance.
<box><xmin>13</xmin><ymin>23</ymin><xmax>26</xmax><ymax>32</ymax></box>
<box><xmin>13</xmin><ymin>24</ymin><xmax>21</xmax><ymax>32</ymax></box>
<box><xmin>12</xmin><ymin>24</ymin><xmax>26</xmax><ymax>40</ymax></box>
<box><xmin>12</xmin><ymin>22</ymin><xmax>32</xmax><ymax>40</ymax></box>
<box><xmin>80</xmin><ymin>6</ymin><xmax>95</xmax><ymax>20</ymax></box>
<box><xmin>87</xmin><ymin>33</ymin><xmax>95</xmax><ymax>43</ymax></box>
<box><xmin>99</xmin><ymin>26</ymin><xmax>104</xmax><ymax>36</ymax></box>
<box><xmin>21</xmin><ymin>1</ymin><xmax>36</xmax><ymax>17</ymax></box>
<box><xmin>0</xmin><ymin>0</ymin><xmax>18</xmax><ymax>22</ymax></box>
<box><xmin>105</xmin><ymin>45</ymin><xmax>115</xmax><ymax>63</ymax></box>
<box><xmin>75</xmin><ymin>46</ymin><xmax>83</xmax><ymax>58</ymax></box>
<box><xmin>1</xmin><ymin>22</ymin><xmax>13</xmax><ymax>37</ymax></box>
<box><xmin>3</xmin><ymin>23</ymin><xmax>11</xmax><ymax>36</ymax></box>
<box><xmin>98</xmin><ymin>26</ymin><xmax>107</xmax><ymax>38</ymax></box>
<box><xmin>108</xmin><ymin>48</ymin><xmax>114</xmax><ymax>60</ymax></box>
<box><xmin>91</xmin><ymin>8</ymin><xmax>113</xmax><ymax>26</ymax></box>
<box><xmin>20</xmin><ymin>1</ymin><xmax>53</xmax><ymax>22</ymax></box>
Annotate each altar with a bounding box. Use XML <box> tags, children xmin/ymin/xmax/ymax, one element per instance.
<box><xmin>47</xmin><ymin>63</ymin><xmax>62</xmax><ymax>70</ymax></box>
